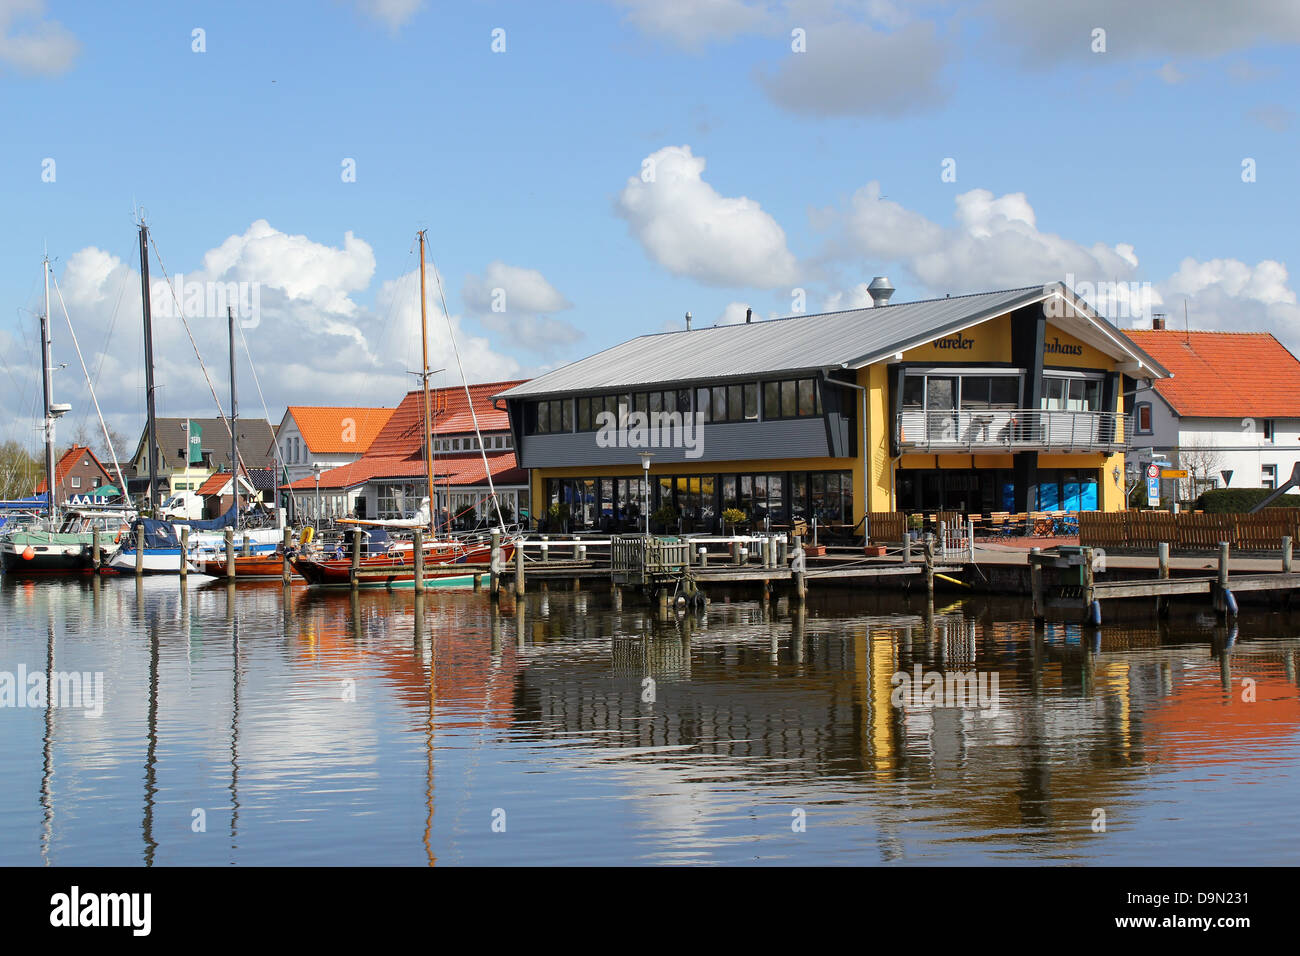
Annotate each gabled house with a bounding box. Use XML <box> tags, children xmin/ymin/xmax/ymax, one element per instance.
<box><xmin>35</xmin><ymin>445</ymin><xmax>119</xmax><ymax>505</ymax></box>
<box><xmin>127</xmin><ymin>417</ymin><xmax>277</xmax><ymax>506</ymax></box>
<box><xmin>274</xmin><ymin>406</ymin><xmax>395</xmax><ymax>486</ymax></box>
<box><xmin>1122</xmin><ymin>325</ymin><xmax>1300</xmax><ymax>499</ymax></box>
<box><xmin>282</xmin><ymin>380</ymin><xmax>529</xmax><ymax>527</ymax></box>
<box><xmin>497</xmin><ymin>280</ymin><xmax>1169</xmax><ymax>532</ymax></box>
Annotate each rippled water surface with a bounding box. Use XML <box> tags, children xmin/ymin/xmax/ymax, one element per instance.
<box><xmin>2</xmin><ymin>577</ymin><xmax>1298</xmax><ymax>865</ymax></box>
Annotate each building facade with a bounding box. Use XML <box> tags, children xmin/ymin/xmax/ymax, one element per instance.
<box><xmin>499</xmin><ymin>282</ymin><xmax>1167</xmax><ymax>534</ymax></box>
<box><xmin>35</xmin><ymin>445</ymin><xmax>119</xmax><ymax>505</ymax></box>
<box><xmin>127</xmin><ymin>417</ymin><xmax>277</xmax><ymax>507</ymax></box>
<box><xmin>274</xmin><ymin>405</ymin><xmax>395</xmax><ymax>490</ymax></box>
<box><xmin>1122</xmin><ymin>328</ymin><xmax>1300</xmax><ymax>500</ymax></box>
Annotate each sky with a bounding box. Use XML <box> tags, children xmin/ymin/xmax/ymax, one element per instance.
<box><xmin>1</xmin><ymin>0</ymin><xmax>1298</xmax><ymax>454</ymax></box>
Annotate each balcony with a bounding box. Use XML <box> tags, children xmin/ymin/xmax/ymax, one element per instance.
<box><xmin>897</xmin><ymin>408</ymin><xmax>1127</xmax><ymax>454</ymax></box>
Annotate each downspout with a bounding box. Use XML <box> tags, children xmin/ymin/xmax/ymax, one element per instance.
<box><xmin>837</xmin><ymin>369</ymin><xmax>870</xmax><ymax>546</ymax></box>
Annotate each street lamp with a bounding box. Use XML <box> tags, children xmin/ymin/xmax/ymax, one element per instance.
<box><xmin>638</xmin><ymin>452</ymin><xmax>653</xmax><ymax>536</ymax></box>
<box><xmin>312</xmin><ymin>462</ymin><xmax>321</xmax><ymax>526</ymax></box>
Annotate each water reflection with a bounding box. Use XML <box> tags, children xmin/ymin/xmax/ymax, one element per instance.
<box><xmin>2</xmin><ymin>576</ymin><xmax>1299</xmax><ymax>865</ymax></box>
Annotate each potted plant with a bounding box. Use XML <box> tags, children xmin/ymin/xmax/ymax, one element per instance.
<box><xmin>650</xmin><ymin>503</ymin><xmax>678</xmax><ymax>534</ymax></box>
<box><xmin>721</xmin><ymin>507</ymin><xmax>747</xmax><ymax>536</ymax></box>
<box><xmin>545</xmin><ymin>502</ymin><xmax>570</xmax><ymax>533</ymax></box>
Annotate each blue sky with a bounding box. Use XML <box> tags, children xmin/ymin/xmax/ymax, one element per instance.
<box><xmin>2</xmin><ymin>0</ymin><xmax>1298</xmax><ymax>448</ymax></box>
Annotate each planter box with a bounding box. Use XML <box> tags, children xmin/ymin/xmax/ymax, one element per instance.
<box><xmin>804</xmin><ymin>544</ymin><xmax>827</xmax><ymax>557</ymax></box>
<box><xmin>864</xmin><ymin>545</ymin><xmax>887</xmax><ymax>557</ymax></box>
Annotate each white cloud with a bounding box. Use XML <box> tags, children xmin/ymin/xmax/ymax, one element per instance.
<box><xmin>0</xmin><ymin>0</ymin><xmax>79</xmax><ymax>75</ymax></box>
<box><xmin>831</xmin><ymin>181</ymin><xmax>1142</xmax><ymax>292</ymax></box>
<box><xmin>1156</xmin><ymin>62</ymin><xmax>1185</xmax><ymax>84</ymax></box>
<box><xmin>1247</xmin><ymin>104</ymin><xmax>1294</xmax><ymax>132</ymax></box>
<box><xmin>462</xmin><ymin>261</ymin><xmax>572</xmax><ymax>315</ymax></box>
<box><xmin>352</xmin><ymin>0</ymin><xmax>424</xmax><ymax>30</ymax></box>
<box><xmin>716</xmin><ymin>301</ymin><xmax>755</xmax><ymax>325</ymax></box>
<box><xmin>1153</xmin><ymin>258</ymin><xmax>1300</xmax><ymax>343</ymax></box>
<box><xmin>758</xmin><ymin>20</ymin><xmax>950</xmax><ymax>116</ymax></box>
<box><xmin>822</xmin><ymin>283</ymin><xmax>875</xmax><ymax>312</ymax></box>
<box><xmin>608</xmin><ymin>0</ymin><xmax>775</xmax><ymax>47</ymax></box>
<box><xmin>616</xmin><ymin>145</ymin><xmax>799</xmax><ymax>288</ymax></box>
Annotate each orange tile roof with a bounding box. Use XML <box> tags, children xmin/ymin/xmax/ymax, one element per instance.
<box><xmin>364</xmin><ymin>380</ymin><xmax>525</xmax><ymax>459</ymax></box>
<box><xmin>34</xmin><ymin>445</ymin><xmax>114</xmax><ymax>494</ymax></box>
<box><xmin>283</xmin><ymin>452</ymin><xmax>524</xmax><ymax>491</ymax></box>
<box><xmin>1123</xmin><ymin>330</ymin><xmax>1300</xmax><ymax>418</ymax></box>
<box><xmin>287</xmin><ymin>406</ymin><xmax>395</xmax><ymax>455</ymax></box>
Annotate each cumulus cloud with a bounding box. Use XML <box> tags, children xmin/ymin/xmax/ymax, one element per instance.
<box><xmin>616</xmin><ymin>145</ymin><xmax>799</xmax><ymax>288</ymax></box>
<box><xmin>352</xmin><ymin>0</ymin><xmax>424</xmax><ymax>30</ymax></box>
<box><xmin>0</xmin><ymin>0</ymin><xmax>80</xmax><ymax>75</ymax></box>
<box><xmin>608</xmin><ymin>0</ymin><xmax>775</xmax><ymax>47</ymax></box>
<box><xmin>1156</xmin><ymin>62</ymin><xmax>1185</xmax><ymax>84</ymax></box>
<box><xmin>461</xmin><ymin>261</ymin><xmax>581</xmax><ymax>360</ymax></box>
<box><xmin>822</xmin><ymin>283</ymin><xmax>876</xmax><ymax>312</ymax></box>
<box><xmin>6</xmin><ymin>221</ymin><xmax>522</xmax><ymax>448</ymax></box>
<box><xmin>1153</xmin><ymin>258</ymin><xmax>1300</xmax><ymax>343</ymax></box>
<box><xmin>758</xmin><ymin>20</ymin><xmax>950</xmax><ymax>116</ymax></box>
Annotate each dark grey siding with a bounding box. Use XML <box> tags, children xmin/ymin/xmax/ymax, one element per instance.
<box><xmin>518</xmin><ymin>419</ymin><xmax>833</xmax><ymax>469</ymax></box>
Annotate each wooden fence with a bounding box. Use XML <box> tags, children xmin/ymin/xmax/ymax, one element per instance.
<box><xmin>1080</xmin><ymin>509</ymin><xmax>1300</xmax><ymax>551</ymax></box>
<box><xmin>865</xmin><ymin>512</ymin><xmax>906</xmax><ymax>544</ymax></box>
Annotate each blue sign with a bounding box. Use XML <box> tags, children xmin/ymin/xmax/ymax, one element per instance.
<box><xmin>1146</xmin><ymin>475</ymin><xmax>1160</xmax><ymax>506</ymax></box>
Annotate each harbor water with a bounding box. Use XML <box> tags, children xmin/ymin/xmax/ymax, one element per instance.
<box><xmin>2</xmin><ymin>577</ymin><xmax>1298</xmax><ymax>865</ymax></box>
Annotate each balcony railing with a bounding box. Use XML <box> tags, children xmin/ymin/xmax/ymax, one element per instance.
<box><xmin>897</xmin><ymin>408</ymin><xmax>1127</xmax><ymax>453</ymax></box>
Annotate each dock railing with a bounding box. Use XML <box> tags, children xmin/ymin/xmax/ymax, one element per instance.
<box><xmin>1080</xmin><ymin>508</ymin><xmax>1300</xmax><ymax>551</ymax></box>
<box><xmin>612</xmin><ymin>534</ymin><xmax>692</xmax><ymax>585</ymax></box>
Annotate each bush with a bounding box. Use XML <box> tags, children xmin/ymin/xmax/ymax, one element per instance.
<box><xmin>721</xmin><ymin>508</ymin><xmax>747</xmax><ymax>525</ymax></box>
<box><xmin>1193</xmin><ymin>488</ymin><xmax>1300</xmax><ymax>513</ymax></box>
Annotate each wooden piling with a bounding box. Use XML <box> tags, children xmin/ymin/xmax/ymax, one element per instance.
<box><xmin>924</xmin><ymin>536</ymin><xmax>935</xmax><ymax>600</ymax></box>
<box><xmin>1029</xmin><ymin>547</ymin><xmax>1044</xmax><ymax>622</ymax></box>
<box><xmin>92</xmin><ymin>528</ymin><xmax>101</xmax><ymax>571</ymax></box>
<box><xmin>514</xmin><ymin>546</ymin><xmax>525</xmax><ymax>597</ymax></box>
<box><xmin>179</xmin><ymin>526</ymin><xmax>188</xmax><ymax>579</ymax></box>
<box><xmin>350</xmin><ymin>529</ymin><xmax>361</xmax><ymax>592</ymax></box>
<box><xmin>282</xmin><ymin>527</ymin><xmax>292</xmax><ymax>586</ymax></box>
<box><xmin>792</xmin><ymin>534</ymin><xmax>806</xmax><ymax>606</ymax></box>
<box><xmin>242</xmin><ymin>534</ymin><xmax>251</xmax><ymax>557</ymax></box>
<box><xmin>540</xmin><ymin>535</ymin><xmax>549</xmax><ymax>563</ymax></box>
<box><xmin>1217</xmin><ymin>540</ymin><xmax>1232</xmax><ymax>616</ymax></box>
<box><xmin>224</xmin><ymin>528</ymin><xmax>235</xmax><ymax>581</ymax></box>
<box><xmin>1284</xmin><ymin>535</ymin><xmax>1293</xmax><ymax>574</ymax></box>
<box><xmin>413</xmin><ymin>529</ymin><xmax>425</xmax><ymax>594</ymax></box>
<box><xmin>966</xmin><ymin>516</ymin><xmax>976</xmax><ymax>563</ymax></box>
<box><xmin>489</xmin><ymin>531</ymin><xmax>502</xmax><ymax>601</ymax></box>
<box><xmin>135</xmin><ymin>524</ymin><xmax>144</xmax><ymax>577</ymax></box>
<box><xmin>1157</xmin><ymin>541</ymin><xmax>1170</xmax><ymax>618</ymax></box>
<box><xmin>903</xmin><ymin>534</ymin><xmax>912</xmax><ymax>565</ymax></box>
<box><xmin>474</xmin><ymin>573</ymin><xmax>483</xmax><ymax>591</ymax></box>
<box><xmin>1081</xmin><ymin>547</ymin><xmax>1096</xmax><ymax>624</ymax></box>
<box><xmin>698</xmin><ymin>546</ymin><xmax>708</xmax><ymax>568</ymax></box>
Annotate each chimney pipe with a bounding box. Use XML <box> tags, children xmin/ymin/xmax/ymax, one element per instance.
<box><xmin>685</xmin><ymin>311</ymin><xmax>692</xmax><ymax>331</ymax></box>
<box><xmin>745</xmin><ymin>308</ymin><xmax>752</xmax><ymax>324</ymax></box>
<box><xmin>867</xmin><ymin>276</ymin><xmax>895</xmax><ymax>308</ymax></box>
<box><xmin>1152</xmin><ymin>312</ymin><xmax>1166</xmax><ymax>330</ymax></box>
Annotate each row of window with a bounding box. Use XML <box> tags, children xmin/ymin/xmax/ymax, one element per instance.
<box><xmin>531</xmin><ymin>377</ymin><xmax>824</xmax><ymax>435</ymax></box>
<box><xmin>901</xmin><ymin>372</ymin><xmax>1106</xmax><ymax>412</ymax></box>
<box><xmin>542</xmin><ymin>470</ymin><xmax>854</xmax><ymax>530</ymax></box>
<box><xmin>430</xmin><ymin>433</ymin><xmax>513</xmax><ymax>453</ymax></box>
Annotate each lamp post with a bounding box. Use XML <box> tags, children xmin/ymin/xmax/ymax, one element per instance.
<box><xmin>312</xmin><ymin>462</ymin><xmax>321</xmax><ymax>525</ymax></box>
<box><xmin>639</xmin><ymin>452</ymin><xmax>653</xmax><ymax>536</ymax></box>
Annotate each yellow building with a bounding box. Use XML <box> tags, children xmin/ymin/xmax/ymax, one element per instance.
<box><xmin>496</xmin><ymin>281</ymin><xmax>1168</xmax><ymax>533</ymax></box>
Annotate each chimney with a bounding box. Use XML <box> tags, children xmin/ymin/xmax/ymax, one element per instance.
<box><xmin>1152</xmin><ymin>313</ymin><xmax>1166</xmax><ymax>330</ymax></box>
<box><xmin>867</xmin><ymin>276</ymin><xmax>895</xmax><ymax>308</ymax></box>
<box><xmin>685</xmin><ymin>311</ymin><xmax>692</xmax><ymax>331</ymax></box>
<box><xmin>745</xmin><ymin>308</ymin><xmax>753</xmax><ymax>324</ymax></box>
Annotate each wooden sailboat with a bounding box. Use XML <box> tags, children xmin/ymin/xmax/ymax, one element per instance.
<box><xmin>292</xmin><ymin>230</ymin><xmax>514</xmax><ymax>588</ymax></box>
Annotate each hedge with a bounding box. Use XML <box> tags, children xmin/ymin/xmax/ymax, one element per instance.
<box><xmin>1193</xmin><ymin>488</ymin><xmax>1300</xmax><ymax>513</ymax></box>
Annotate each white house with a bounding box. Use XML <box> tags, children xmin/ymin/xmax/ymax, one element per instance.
<box><xmin>1123</xmin><ymin>327</ymin><xmax>1300</xmax><ymax>500</ymax></box>
<box><xmin>273</xmin><ymin>406</ymin><xmax>394</xmax><ymax>515</ymax></box>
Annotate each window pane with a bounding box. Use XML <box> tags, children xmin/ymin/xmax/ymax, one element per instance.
<box><xmin>536</xmin><ymin>403</ymin><xmax>549</xmax><ymax>434</ymax></box>
<box><xmin>649</xmin><ymin>391</ymin><xmax>662</xmax><ymax>414</ymax></box>
<box><xmin>728</xmin><ymin>385</ymin><xmax>743</xmax><ymax>421</ymax></box>
<box><xmin>764</xmin><ymin>382</ymin><xmax>780</xmax><ymax>419</ymax></box>
<box><xmin>634</xmin><ymin>392</ymin><xmax>648</xmax><ymax>414</ymax></box>
<box><xmin>677</xmin><ymin>389</ymin><xmax>691</xmax><ymax>415</ymax></box>
<box><xmin>713</xmin><ymin>386</ymin><xmax>727</xmax><ymax>421</ymax></box>
<box><xmin>902</xmin><ymin>376</ymin><xmax>924</xmax><ymax>408</ymax></box>
<box><xmin>577</xmin><ymin>399</ymin><xmax>591</xmax><ymax>431</ymax></box>
<box><xmin>798</xmin><ymin>379</ymin><xmax>816</xmax><ymax>416</ymax></box>
<box><xmin>781</xmin><ymin>380</ymin><xmax>797</xmax><ymax>417</ymax></box>
<box><xmin>743</xmin><ymin>384</ymin><xmax>758</xmax><ymax>420</ymax></box>
<box><xmin>960</xmin><ymin>377</ymin><xmax>991</xmax><ymax>409</ymax></box>
<box><xmin>990</xmin><ymin>376</ymin><xmax>1019</xmax><ymax>407</ymax></box>
<box><xmin>560</xmin><ymin>399</ymin><xmax>572</xmax><ymax>431</ymax></box>
<box><xmin>926</xmin><ymin>377</ymin><xmax>956</xmax><ymax>410</ymax></box>
<box><xmin>697</xmin><ymin>387</ymin><xmax>711</xmax><ymax>423</ymax></box>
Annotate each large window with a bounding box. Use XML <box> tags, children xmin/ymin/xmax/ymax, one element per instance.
<box><xmin>763</xmin><ymin>377</ymin><xmax>821</xmax><ymax>420</ymax></box>
<box><xmin>532</xmin><ymin>399</ymin><xmax>572</xmax><ymax>434</ymax></box>
<box><xmin>576</xmin><ymin>394</ymin><xmax>628</xmax><ymax>431</ymax></box>
<box><xmin>697</xmin><ymin>383</ymin><xmax>757</xmax><ymax>423</ymax></box>
<box><xmin>1041</xmin><ymin>375</ymin><xmax>1101</xmax><ymax>411</ymax></box>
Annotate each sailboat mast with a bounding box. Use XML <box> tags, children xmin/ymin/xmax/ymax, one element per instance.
<box><xmin>138</xmin><ymin>223</ymin><xmax>160</xmax><ymax>513</ymax></box>
<box><xmin>39</xmin><ymin>256</ymin><xmax>57</xmax><ymax>522</ymax></box>
<box><xmin>228</xmin><ymin>306</ymin><xmax>239</xmax><ymax>519</ymax></box>
<box><xmin>418</xmin><ymin>230</ymin><xmax>435</xmax><ymax>534</ymax></box>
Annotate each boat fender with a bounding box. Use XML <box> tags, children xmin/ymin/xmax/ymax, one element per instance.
<box><xmin>22</xmin><ymin>546</ymin><xmax>35</xmax><ymax>560</ymax></box>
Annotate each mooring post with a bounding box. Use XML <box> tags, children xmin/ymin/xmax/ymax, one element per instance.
<box><xmin>179</xmin><ymin>526</ymin><xmax>189</xmax><ymax>580</ymax></box>
<box><xmin>135</xmin><ymin>524</ymin><xmax>145</xmax><ymax>577</ymax></box>
<box><xmin>924</xmin><ymin>536</ymin><xmax>935</xmax><ymax>600</ymax></box>
<box><xmin>282</xmin><ymin>527</ymin><xmax>292</xmax><ymax>586</ymax></box>
<box><xmin>514</xmin><ymin>545</ymin><xmax>526</xmax><ymax>597</ymax></box>
<box><xmin>92</xmin><ymin>528</ymin><xmax>101</xmax><ymax>571</ymax></box>
<box><xmin>242</xmin><ymin>533</ymin><xmax>251</xmax><ymax>557</ymax></box>
<box><xmin>1283</xmin><ymin>535</ymin><xmax>1293</xmax><ymax>574</ymax></box>
<box><xmin>578</xmin><ymin>543</ymin><xmax>587</xmax><ymax>563</ymax></box>
<box><xmin>967</xmin><ymin>516</ymin><xmax>976</xmax><ymax>563</ymax></box>
<box><xmin>413</xmin><ymin>529</ymin><xmax>425</xmax><ymax>594</ymax></box>
<box><xmin>1081</xmin><ymin>547</ymin><xmax>1097</xmax><ymax>624</ymax></box>
<box><xmin>490</xmin><ymin>530</ymin><xmax>502</xmax><ymax>601</ymax></box>
<box><xmin>732</xmin><ymin>541</ymin><xmax>741</xmax><ymax>566</ymax></box>
<box><xmin>1157</xmin><ymin>541</ymin><xmax>1170</xmax><ymax>618</ymax></box>
<box><xmin>1217</xmin><ymin>540</ymin><xmax>1232</xmax><ymax>616</ymax></box>
<box><xmin>903</xmin><ymin>533</ymin><xmax>912</xmax><ymax>565</ymax></box>
<box><xmin>224</xmin><ymin>527</ymin><xmax>235</xmax><ymax>581</ymax></box>
<box><xmin>474</xmin><ymin>573</ymin><xmax>483</xmax><ymax>591</ymax></box>
<box><xmin>1029</xmin><ymin>547</ymin><xmax>1045</xmax><ymax>623</ymax></box>
<box><xmin>351</xmin><ymin>529</ymin><xmax>361</xmax><ymax>592</ymax></box>
<box><xmin>540</xmin><ymin>535</ymin><xmax>549</xmax><ymax>563</ymax></box>
<box><xmin>792</xmin><ymin>534</ymin><xmax>806</xmax><ymax>606</ymax></box>
<box><xmin>698</xmin><ymin>546</ymin><xmax>708</xmax><ymax>568</ymax></box>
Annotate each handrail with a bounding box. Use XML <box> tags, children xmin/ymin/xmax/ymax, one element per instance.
<box><xmin>897</xmin><ymin>407</ymin><xmax>1127</xmax><ymax>452</ymax></box>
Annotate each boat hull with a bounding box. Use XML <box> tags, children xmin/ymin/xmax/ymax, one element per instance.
<box><xmin>195</xmin><ymin>553</ymin><xmax>292</xmax><ymax>579</ymax></box>
<box><xmin>0</xmin><ymin>539</ymin><xmax>92</xmax><ymax>574</ymax></box>
<box><xmin>293</xmin><ymin>542</ymin><xmax>510</xmax><ymax>587</ymax></box>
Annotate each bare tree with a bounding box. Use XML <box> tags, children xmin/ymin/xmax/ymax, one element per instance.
<box><xmin>1178</xmin><ymin>437</ymin><xmax>1224</xmax><ymax>501</ymax></box>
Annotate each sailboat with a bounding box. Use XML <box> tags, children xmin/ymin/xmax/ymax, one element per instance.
<box><xmin>292</xmin><ymin>230</ymin><xmax>515</xmax><ymax>588</ymax></box>
<box><xmin>1</xmin><ymin>255</ymin><xmax>135</xmax><ymax>575</ymax></box>
<box><xmin>100</xmin><ymin>220</ymin><xmax>282</xmax><ymax>575</ymax></box>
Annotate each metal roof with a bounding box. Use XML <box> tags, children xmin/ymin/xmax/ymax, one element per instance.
<box><xmin>499</xmin><ymin>283</ymin><xmax>1149</xmax><ymax>400</ymax></box>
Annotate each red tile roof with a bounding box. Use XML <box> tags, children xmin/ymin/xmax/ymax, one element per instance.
<box><xmin>286</xmin><ymin>406</ymin><xmax>395</xmax><ymax>455</ymax></box>
<box><xmin>1123</xmin><ymin>330</ymin><xmax>1300</xmax><ymax>418</ymax></box>
<box><xmin>34</xmin><ymin>445</ymin><xmax>114</xmax><ymax>494</ymax></box>
<box><xmin>283</xmin><ymin>452</ymin><xmax>524</xmax><ymax>491</ymax></box>
<box><xmin>196</xmin><ymin>472</ymin><xmax>256</xmax><ymax>496</ymax></box>
<box><xmin>364</xmin><ymin>380</ymin><xmax>524</xmax><ymax>458</ymax></box>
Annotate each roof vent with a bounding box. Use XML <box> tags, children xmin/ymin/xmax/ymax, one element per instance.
<box><xmin>867</xmin><ymin>276</ymin><xmax>894</xmax><ymax>308</ymax></box>
<box><xmin>745</xmin><ymin>308</ymin><xmax>753</xmax><ymax>324</ymax></box>
<box><xmin>685</xmin><ymin>311</ymin><xmax>692</xmax><ymax>331</ymax></box>
<box><xmin>1152</xmin><ymin>312</ymin><xmax>1166</xmax><ymax>330</ymax></box>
